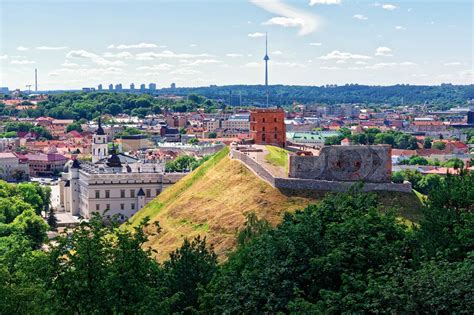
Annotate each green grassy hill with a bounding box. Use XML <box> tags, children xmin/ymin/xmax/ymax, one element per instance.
<box><xmin>129</xmin><ymin>147</ymin><xmax>422</xmax><ymax>261</ymax></box>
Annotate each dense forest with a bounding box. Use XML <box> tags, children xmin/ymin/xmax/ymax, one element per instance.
<box><xmin>1</xmin><ymin>84</ymin><xmax>473</xmax><ymax>120</ymax></box>
<box><xmin>1</xmin><ymin>172</ymin><xmax>472</xmax><ymax>313</ymax></box>
<box><xmin>161</xmin><ymin>84</ymin><xmax>474</xmax><ymax>108</ymax></box>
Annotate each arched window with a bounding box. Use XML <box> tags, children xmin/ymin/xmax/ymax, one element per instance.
<box><xmin>262</xmin><ymin>127</ymin><xmax>265</xmax><ymax>132</ymax></box>
<box><xmin>274</xmin><ymin>118</ymin><xmax>277</xmax><ymax>122</ymax></box>
<box><xmin>263</xmin><ymin>118</ymin><xmax>266</xmax><ymax>123</ymax></box>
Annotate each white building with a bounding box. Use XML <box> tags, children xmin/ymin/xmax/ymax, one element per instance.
<box><xmin>59</xmin><ymin>123</ymin><xmax>186</xmax><ymax>220</ymax></box>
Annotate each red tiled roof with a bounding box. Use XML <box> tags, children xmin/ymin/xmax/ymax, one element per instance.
<box><xmin>25</xmin><ymin>153</ymin><xmax>67</xmax><ymax>162</ymax></box>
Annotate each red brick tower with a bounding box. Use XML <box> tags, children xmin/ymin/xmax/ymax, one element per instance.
<box><xmin>250</xmin><ymin>108</ymin><xmax>286</xmax><ymax>147</ymax></box>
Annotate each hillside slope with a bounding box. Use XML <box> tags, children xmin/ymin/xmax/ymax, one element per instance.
<box><xmin>129</xmin><ymin>148</ymin><xmax>422</xmax><ymax>261</ymax></box>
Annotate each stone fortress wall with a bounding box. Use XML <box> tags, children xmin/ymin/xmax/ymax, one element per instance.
<box><xmin>289</xmin><ymin>145</ymin><xmax>392</xmax><ymax>183</ymax></box>
<box><xmin>230</xmin><ymin>146</ymin><xmax>411</xmax><ymax>193</ymax></box>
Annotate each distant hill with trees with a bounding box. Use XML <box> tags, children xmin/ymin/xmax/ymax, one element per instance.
<box><xmin>2</xmin><ymin>84</ymin><xmax>473</xmax><ymax>120</ymax></box>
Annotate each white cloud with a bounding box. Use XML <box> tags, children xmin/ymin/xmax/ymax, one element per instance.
<box><xmin>108</xmin><ymin>43</ymin><xmax>158</xmax><ymax>49</ymax></box>
<box><xmin>11</xmin><ymin>59</ymin><xmax>35</xmax><ymax>64</ymax></box>
<box><xmin>366</xmin><ymin>62</ymin><xmax>417</xmax><ymax>69</ymax></box>
<box><xmin>248</xmin><ymin>32</ymin><xmax>265</xmax><ymax>38</ymax></box>
<box><xmin>103</xmin><ymin>51</ymin><xmax>134</xmax><ymax>59</ymax></box>
<box><xmin>189</xmin><ymin>44</ymin><xmax>197</xmax><ymax>47</ymax></box>
<box><xmin>135</xmin><ymin>50</ymin><xmax>213</xmax><ymax>60</ymax></box>
<box><xmin>61</xmin><ymin>61</ymin><xmax>81</xmax><ymax>67</ymax></box>
<box><xmin>395</xmin><ymin>25</ymin><xmax>406</xmax><ymax>30</ymax></box>
<box><xmin>66</xmin><ymin>50</ymin><xmax>125</xmax><ymax>66</ymax></box>
<box><xmin>137</xmin><ymin>64</ymin><xmax>174</xmax><ymax>71</ymax></box>
<box><xmin>185</xmin><ymin>59</ymin><xmax>222</xmax><ymax>66</ymax></box>
<box><xmin>382</xmin><ymin>4</ymin><xmax>397</xmax><ymax>10</ymax></box>
<box><xmin>263</xmin><ymin>16</ymin><xmax>306</xmax><ymax>29</ymax></box>
<box><xmin>320</xmin><ymin>66</ymin><xmax>340</xmax><ymax>70</ymax></box>
<box><xmin>336</xmin><ymin>60</ymin><xmax>346</xmax><ymax>64</ymax></box>
<box><xmin>319</xmin><ymin>50</ymin><xmax>372</xmax><ymax>60</ymax></box>
<box><xmin>250</xmin><ymin>0</ymin><xmax>320</xmax><ymax>35</ymax></box>
<box><xmin>309</xmin><ymin>42</ymin><xmax>322</xmax><ymax>46</ymax></box>
<box><xmin>375</xmin><ymin>46</ymin><xmax>393</xmax><ymax>56</ymax></box>
<box><xmin>170</xmin><ymin>68</ymin><xmax>201</xmax><ymax>75</ymax></box>
<box><xmin>245</xmin><ymin>62</ymin><xmax>261</xmax><ymax>68</ymax></box>
<box><xmin>226</xmin><ymin>53</ymin><xmax>243</xmax><ymax>57</ymax></box>
<box><xmin>355</xmin><ymin>61</ymin><xmax>368</xmax><ymax>65</ymax></box>
<box><xmin>272</xmin><ymin>50</ymin><xmax>283</xmax><ymax>55</ymax></box>
<box><xmin>273</xmin><ymin>61</ymin><xmax>304</xmax><ymax>67</ymax></box>
<box><xmin>36</xmin><ymin>46</ymin><xmax>67</xmax><ymax>50</ymax></box>
<box><xmin>0</xmin><ymin>55</ymin><xmax>7</xmax><ymax>60</ymax></box>
<box><xmin>443</xmin><ymin>62</ymin><xmax>462</xmax><ymax>66</ymax></box>
<box><xmin>16</xmin><ymin>46</ymin><xmax>29</xmax><ymax>51</ymax></box>
<box><xmin>309</xmin><ymin>0</ymin><xmax>340</xmax><ymax>5</ymax></box>
<box><xmin>353</xmin><ymin>14</ymin><xmax>368</xmax><ymax>20</ymax></box>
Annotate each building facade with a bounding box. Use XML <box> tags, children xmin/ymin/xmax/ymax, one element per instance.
<box><xmin>250</xmin><ymin>108</ymin><xmax>286</xmax><ymax>147</ymax></box>
<box><xmin>60</xmin><ymin>150</ymin><xmax>185</xmax><ymax>220</ymax></box>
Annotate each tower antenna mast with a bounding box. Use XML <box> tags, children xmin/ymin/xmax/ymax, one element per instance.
<box><xmin>264</xmin><ymin>32</ymin><xmax>270</xmax><ymax>107</ymax></box>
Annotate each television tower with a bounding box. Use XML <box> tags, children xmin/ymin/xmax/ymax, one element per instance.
<box><xmin>263</xmin><ymin>33</ymin><xmax>270</xmax><ymax>107</ymax></box>
<box><xmin>34</xmin><ymin>68</ymin><xmax>38</xmax><ymax>92</ymax></box>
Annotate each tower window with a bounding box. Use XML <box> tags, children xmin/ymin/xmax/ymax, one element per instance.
<box><xmin>95</xmin><ymin>190</ymin><xmax>100</xmax><ymax>198</ymax></box>
<box><xmin>120</xmin><ymin>190</ymin><xmax>125</xmax><ymax>198</ymax></box>
<box><xmin>105</xmin><ymin>190</ymin><xmax>110</xmax><ymax>198</ymax></box>
<box><xmin>262</xmin><ymin>118</ymin><xmax>265</xmax><ymax>123</ymax></box>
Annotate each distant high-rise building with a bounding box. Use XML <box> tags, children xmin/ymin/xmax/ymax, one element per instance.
<box><xmin>140</xmin><ymin>84</ymin><xmax>146</xmax><ymax>91</ymax></box>
<box><xmin>108</xmin><ymin>84</ymin><xmax>114</xmax><ymax>91</ymax></box>
<box><xmin>115</xmin><ymin>84</ymin><xmax>122</xmax><ymax>91</ymax></box>
<box><xmin>98</xmin><ymin>84</ymin><xmax>103</xmax><ymax>91</ymax></box>
<box><xmin>170</xmin><ymin>83</ymin><xmax>176</xmax><ymax>89</ymax></box>
<box><xmin>130</xmin><ymin>83</ymin><xmax>135</xmax><ymax>91</ymax></box>
<box><xmin>149</xmin><ymin>83</ymin><xmax>156</xmax><ymax>91</ymax></box>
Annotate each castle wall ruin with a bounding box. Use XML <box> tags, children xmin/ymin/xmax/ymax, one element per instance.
<box><xmin>289</xmin><ymin>145</ymin><xmax>392</xmax><ymax>183</ymax></box>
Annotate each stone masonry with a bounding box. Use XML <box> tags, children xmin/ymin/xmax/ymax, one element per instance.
<box><xmin>289</xmin><ymin>145</ymin><xmax>392</xmax><ymax>183</ymax></box>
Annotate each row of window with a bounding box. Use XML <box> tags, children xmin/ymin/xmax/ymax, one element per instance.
<box><xmin>96</xmin><ymin>203</ymin><xmax>135</xmax><ymax>211</ymax></box>
<box><xmin>94</xmin><ymin>189</ymin><xmax>158</xmax><ymax>199</ymax></box>
<box><xmin>251</xmin><ymin>117</ymin><xmax>280</xmax><ymax>123</ymax></box>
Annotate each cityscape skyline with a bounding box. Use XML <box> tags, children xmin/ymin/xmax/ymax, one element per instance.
<box><xmin>1</xmin><ymin>0</ymin><xmax>473</xmax><ymax>90</ymax></box>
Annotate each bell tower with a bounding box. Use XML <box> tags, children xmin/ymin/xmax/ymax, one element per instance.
<box><xmin>92</xmin><ymin>117</ymin><xmax>108</xmax><ymax>163</ymax></box>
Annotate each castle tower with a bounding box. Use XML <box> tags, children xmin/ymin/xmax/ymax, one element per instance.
<box><xmin>137</xmin><ymin>188</ymin><xmax>146</xmax><ymax>211</ymax></box>
<box><xmin>92</xmin><ymin>117</ymin><xmax>108</xmax><ymax>163</ymax></box>
<box><xmin>68</xmin><ymin>159</ymin><xmax>81</xmax><ymax>216</ymax></box>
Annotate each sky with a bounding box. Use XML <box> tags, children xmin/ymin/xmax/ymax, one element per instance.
<box><xmin>0</xmin><ymin>0</ymin><xmax>472</xmax><ymax>90</ymax></box>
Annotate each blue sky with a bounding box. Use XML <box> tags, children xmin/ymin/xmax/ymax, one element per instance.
<box><xmin>0</xmin><ymin>0</ymin><xmax>472</xmax><ymax>90</ymax></box>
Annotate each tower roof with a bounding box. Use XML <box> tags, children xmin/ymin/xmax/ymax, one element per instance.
<box><xmin>96</xmin><ymin>116</ymin><xmax>105</xmax><ymax>135</ymax></box>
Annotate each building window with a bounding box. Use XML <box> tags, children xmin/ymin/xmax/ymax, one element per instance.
<box><xmin>120</xmin><ymin>190</ymin><xmax>125</xmax><ymax>198</ymax></box>
<box><xmin>96</xmin><ymin>204</ymin><xmax>100</xmax><ymax>211</ymax></box>
<box><xmin>274</xmin><ymin>118</ymin><xmax>277</xmax><ymax>122</ymax></box>
<box><xmin>120</xmin><ymin>203</ymin><xmax>124</xmax><ymax>210</ymax></box>
<box><xmin>146</xmin><ymin>189</ymin><xmax>151</xmax><ymax>198</ymax></box>
<box><xmin>95</xmin><ymin>190</ymin><xmax>100</xmax><ymax>198</ymax></box>
<box><xmin>262</xmin><ymin>118</ymin><xmax>265</xmax><ymax>123</ymax></box>
<box><xmin>131</xmin><ymin>203</ymin><xmax>135</xmax><ymax>210</ymax></box>
<box><xmin>262</xmin><ymin>127</ymin><xmax>265</xmax><ymax>132</ymax></box>
<box><xmin>156</xmin><ymin>189</ymin><xmax>160</xmax><ymax>196</ymax></box>
<box><xmin>106</xmin><ymin>204</ymin><xmax>110</xmax><ymax>210</ymax></box>
<box><xmin>105</xmin><ymin>190</ymin><xmax>110</xmax><ymax>198</ymax></box>
<box><xmin>275</xmin><ymin>134</ymin><xmax>277</xmax><ymax>139</ymax></box>
<box><xmin>130</xmin><ymin>190</ymin><xmax>135</xmax><ymax>198</ymax></box>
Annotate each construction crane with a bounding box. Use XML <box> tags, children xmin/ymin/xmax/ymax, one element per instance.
<box><xmin>25</xmin><ymin>84</ymin><xmax>32</xmax><ymax>93</ymax></box>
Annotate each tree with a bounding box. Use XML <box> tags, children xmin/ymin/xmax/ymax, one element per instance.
<box><xmin>66</xmin><ymin>122</ymin><xmax>83</xmax><ymax>133</ymax></box>
<box><xmin>47</xmin><ymin>209</ymin><xmax>58</xmax><ymax>231</ymax></box>
<box><xmin>188</xmin><ymin>138</ymin><xmax>199</xmax><ymax>145</ymax></box>
<box><xmin>423</xmin><ymin>137</ymin><xmax>432</xmax><ymax>148</ymax></box>
<box><xmin>432</xmin><ymin>141</ymin><xmax>446</xmax><ymax>150</ymax></box>
<box><xmin>11</xmin><ymin>209</ymin><xmax>48</xmax><ymax>249</ymax></box>
<box><xmin>208</xmin><ymin>132</ymin><xmax>217</xmax><ymax>139</ymax></box>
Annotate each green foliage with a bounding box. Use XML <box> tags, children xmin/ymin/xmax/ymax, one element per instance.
<box><xmin>47</xmin><ymin>209</ymin><xmax>57</xmax><ymax>231</ymax></box>
<box><xmin>22</xmin><ymin>92</ymin><xmax>220</xmax><ymax>120</ymax></box>
<box><xmin>165</xmin><ymin>154</ymin><xmax>213</xmax><ymax>172</ymax></box>
<box><xmin>188</xmin><ymin>137</ymin><xmax>199</xmax><ymax>144</ymax></box>
<box><xmin>208</xmin><ymin>132</ymin><xmax>217</xmax><ymax>139</ymax></box>
<box><xmin>66</xmin><ymin>122</ymin><xmax>83</xmax><ymax>133</ymax></box>
<box><xmin>423</xmin><ymin>137</ymin><xmax>432</xmax><ymax>148</ymax></box>
<box><xmin>3</xmin><ymin>122</ymin><xmax>52</xmax><ymax>139</ymax></box>
<box><xmin>115</xmin><ymin>126</ymin><xmax>144</xmax><ymax>138</ymax></box>
<box><xmin>432</xmin><ymin>141</ymin><xmax>446</xmax><ymax>150</ymax></box>
<box><xmin>326</xmin><ymin>129</ymin><xmax>419</xmax><ymax>149</ymax></box>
